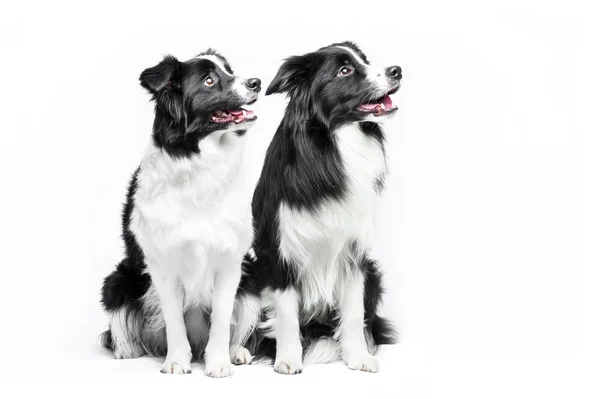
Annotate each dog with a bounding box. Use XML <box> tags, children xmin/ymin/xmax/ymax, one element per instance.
<box><xmin>247</xmin><ymin>41</ymin><xmax>401</xmax><ymax>374</ymax></box>
<box><xmin>100</xmin><ymin>49</ymin><xmax>262</xmax><ymax>378</ymax></box>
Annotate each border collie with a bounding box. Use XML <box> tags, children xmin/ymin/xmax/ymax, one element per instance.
<box><xmin>100</xmin><ymin>50</ymin><xmax>262</xmax><ymax>377</ymax></box>
<box><xmin>248</xmin><ymin>42</ymin><xmax>401</xmax><ymax>373</ymax></box>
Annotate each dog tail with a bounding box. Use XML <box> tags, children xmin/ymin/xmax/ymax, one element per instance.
<box><xmin>370</xmin><ymin>314</ymin><xmax>397</xmax><ymax>346</ymax></box>
<box><xmin>101</xmin><ymin>259</ymin><xmax>151</xmax><ymax>313</ymax></box>
<box><xmin>99</xmin><ymin>258</ymin><xmax>152</xmax><ymax>357</ymax></box>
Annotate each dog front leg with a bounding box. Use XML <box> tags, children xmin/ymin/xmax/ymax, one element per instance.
<box><xmin>339</xmin><ymin>272</ymin><xmax>379</xmax><ymax>372</ymax></box>
<box><xmin>204</xmin><ymin>262</ymin><xmax>242</xmax><ymax>378</ymax></box>
<box><xmin>273</xmin><ymin>287</ymin><xmax>303</xmax><ymax>374</ymax></box>
<box><xmin>150</xmin><ymin>270</ymin><xmax>192</xmax><ymax>374</ymax></box>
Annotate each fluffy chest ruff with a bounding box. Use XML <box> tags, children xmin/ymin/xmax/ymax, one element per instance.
<box><xmin>131</xmin><ymin>133</ymin><xmax>253</xmax><ymax>309</ymax></box>
<box><xmin>278</xmin><ymin>123</ymin><xmax>387</xmax><ymax>314</ymax></box>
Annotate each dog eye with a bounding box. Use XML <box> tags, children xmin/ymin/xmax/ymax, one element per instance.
<box><xmin>339</xmin><ymin>66</ymin><xmax>353</xmax><ymax>76</ymax></box>
<box><xmin>204</xmin><ymin>76</ymin><xmax>216</xmax><ymax>86</ymax></box>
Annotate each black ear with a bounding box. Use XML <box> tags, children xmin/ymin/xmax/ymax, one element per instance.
<box><xmin>266</xmin><ymin>55</ymin><xmax>312</xmax><ymax>96</ymax></box>
<box><xmin>139</xmin><ymin>55</ymin><xmax>183</xmax><ymax>94</ymax></box>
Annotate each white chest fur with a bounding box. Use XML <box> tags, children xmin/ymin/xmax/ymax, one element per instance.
<box><xmin>130</xmin><ymin>131</ymin><xmax>253</xmax><ymax>309</ymax></box>
<box><xmin>277</xmin><ymin>123</ymin><xmax>387</xmax><ymax>316</ymax></box>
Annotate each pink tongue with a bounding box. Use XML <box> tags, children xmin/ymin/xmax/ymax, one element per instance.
<box><xmin>359</xmin><ymin>95</ymin><xmax>394</xmax><ymax>111</ymax></box>
<box><xmin>360</xmin><ymin>103</ymin><xmax>379</xmax><ymax>110</ymax></box>
<box><xmin>233</xmin><ymin>109</ymin><xmax>255</xmax><ymax>123</ymax></box>
<box><xmin>229</xmin><ymin>109</ymin><xmax>255</xmax><ymax>117</ymax></box>
<box><xmin>383</xmin><ymin>95</ymin><xmax>393</xmax><ymax>108</ymax></box>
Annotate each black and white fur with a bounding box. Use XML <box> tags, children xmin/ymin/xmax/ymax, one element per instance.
<box><xmin>100</xmin><ymin>50</ymin><xmax>262</xmax><ymax>377</ymax></box>
<box><xmin>248</xmin><ymin>42</ymin><xmax>401</xmax><ymax>373</ymax></box>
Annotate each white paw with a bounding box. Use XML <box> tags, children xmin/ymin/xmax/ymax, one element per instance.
<box><xmin>274</xmin><ymin>352</ymin><xmax>303</xmax><ymax>375</ymax></box>
<box><xmin>345</xmin><ymin>352</ymin><xmax>379</xmax><ymax>373</ymax></box>
<box><xmin>231</xmin><ymin>346</ymin><xmax>253</xmax><ymax>365</ymax></box>
<box><xmin>161</xmin><ymin>352</ymin><xmax>192</xmax><ymax>374</ymax></box>
<box><xmin>205</xmin><ymin>355</ymin><xmax>234</xmax><ymax>378</ymax></box>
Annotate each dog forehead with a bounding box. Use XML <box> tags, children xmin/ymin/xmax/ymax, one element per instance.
<box><xmin>316</xmin><ymin>41</ymin><xmax>369</xmax><ymax>64</ymax></box>
<box><xmin>331</xmin><ymin>45</ymin><xmax>370</xmax><ymax>67</ymax></box>
<box><xmin>191</xmin><ymin>53</ymin><xmax>235</xmax><ymax>76</ymax></box>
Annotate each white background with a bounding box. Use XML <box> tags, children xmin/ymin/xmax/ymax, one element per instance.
<box><xmin>0</xmin><ymin>0</ymin><xmax>598</xmax><ymax>397</ymax></box>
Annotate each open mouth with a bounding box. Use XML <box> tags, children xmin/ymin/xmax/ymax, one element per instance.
<box><xmin>357</xmin><ymin>87</ymin><xmax>399</xmax><ymax>116</ymax></box>
<box><xmin>211</xmin><ymin>108</ymin><xmax>256</xmax><ymax>124</ymax></box>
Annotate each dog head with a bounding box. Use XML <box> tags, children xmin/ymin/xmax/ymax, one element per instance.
<box><xmin>266</xmin><ymin>41</ymin><xmax>401</xmax><ymax>128</ymax></box>
<box><xmin>140</xmin><ymin>49</ymin><xmax>260</xmax><ymax>157</ymax></box>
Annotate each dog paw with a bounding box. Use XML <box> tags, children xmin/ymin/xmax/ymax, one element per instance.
<box><xmin>345</xmin><ymin>352</ymin><xmax>379</xmax><ymax>373</ymax></box>
<box><xmin>205</xmin><ymin>355</ymin><xmax>234</xmax><ymax>378</ymax></box>
<box><xmin>161</xmin><ymin>352</ymin><xmax>192</xmax><ymax>374</ymax></box>
<box><xmin>231</xmin><ymin>346</ymin><xmax>253</xmax><ymax>365</ymax></box>
<box><xmin>274</xmin><ymin>353</ymin><xmax>303</xmax><ymax>375</ymax></box>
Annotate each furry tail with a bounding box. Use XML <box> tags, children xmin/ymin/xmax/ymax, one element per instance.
<box><xmin>99</xmin><ymin>258</ymin><xmax>152</xmax><ymax>357</ymax></box>
<box><xmin>371</xmin><ymin>314</ymin><xmax>397</xmax><ymax>345</ymax></box>
<box><xmin>101</xmin><ymin>259</ymin><xmax>151</xmax><ymax>313</ymax></box>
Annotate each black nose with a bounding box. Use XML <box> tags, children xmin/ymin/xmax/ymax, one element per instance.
<box><xmin>245</xmin><ymin>78</ymin><xmax>261</xmax><ymax>92</ymax></box>
<box><xmin>386</xmin><ymin>65</ymin><xmax>402</xmax><ymax>79</ymax></box>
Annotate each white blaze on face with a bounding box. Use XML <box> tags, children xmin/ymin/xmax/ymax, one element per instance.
<box><xmin>196</xmin><ymin>54</ymin><xmax>235</xmax><ymax>77</ymax></box>
<box><xmin>196</xmin><ymin>54</ymin><xmax>253</xmax><ymax>102</ymax></box>
<box><xmin>335</xmin><ymin>45</ymin><xmax>390</xmax><ymax>96</ymax></box>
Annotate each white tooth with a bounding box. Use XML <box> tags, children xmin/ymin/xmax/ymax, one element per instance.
<box><xmin>380</xmin><ymin>103</ymin><xmax>385</xmax><ymax>109</ymax></box>
<box><xmin>242</xmin><ymin>110</ymin><xmax>247</xmax><ymax>117</ymax></box>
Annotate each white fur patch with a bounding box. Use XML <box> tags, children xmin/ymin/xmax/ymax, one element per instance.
<box><xmin>131</xmin><ymin>131</ymin><xmax>253</xmax><ymax>309</ymax></box>
<box><xmin>196</xmin><ymin>55</ymin><xmax>234</xmax><ymax>77</ymax></box>
<box><xmin>303</xmin><ymin>337</ymin><xmax>341</xmax><ymax>364</ymax></box>
<box><xmin>108</xmin><ymin>309</ymin><xmax>146</xmax><ymax>359</ymax></box>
